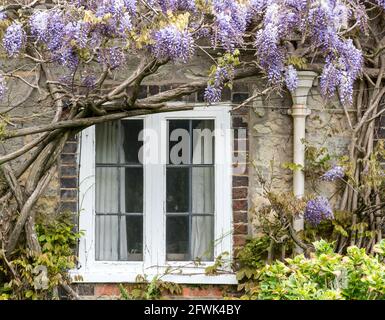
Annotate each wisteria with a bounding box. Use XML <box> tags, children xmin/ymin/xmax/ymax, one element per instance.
<box><xmin>304</xmin><ymin>196</ymin><xmax>334</xmax><ymax>226</ymax></box>
<box><xmin>285</xmin><ymin>65</ymin><xmax>298</xmax><ymax>93</ymax></box>
<box><xmin>0</xmin><ymin>0</ymin><xmax>378</xmax><ymax>104</ymax></box>
<box><xmin>152</xmin><ymin>25</ymin><xmax>194</xmax><ymax>62</ymax></box>
<box><xmin>2</xmin><ymin>22</ymin><xmax>25</xmax><ymax>57</ymax></box>
<box><xmin>212</xmin><ymin>0</ymin><xmax>249</xmax><ymax>52</ymax></box>
<box><xmin>321</xmin><ymin>166</ymin><xmax>345</xmax><ymax>182</ymax></box>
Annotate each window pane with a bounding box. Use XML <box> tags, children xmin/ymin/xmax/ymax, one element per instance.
<box><xmin>166</xmin><ymin>168</ymin><xmax>189</xmax><ymax>213</ymax></box>
<box><xmin>120</xmin><ymin>216</ymin><xmax>143</xmax><ymax>261</ymax></box>
<box><xmin>121</xmin><ymin>120</ymin><xmax>144</xmax><ymax>164</ymax></box>
<box><xmin>192</xmin><ymin>167</ymin><xmax>215</xmax><ymax>214</ymax></box>
<box><xmin>96</xmin><ymin>215</ymin><xmax>119</xmax><ymax>261</ymax></box>
<box><xmin>121</xmin><ymin>168</ymin><xmax>143</xmax><ymax>213</ymax></box>
<box><xmin>192</xmin><ymin>120</ymin><xmax>215</xmax><ymax>164</ymax></box>
<box><xmin>96</xmin><ymin>167</ymin><xmax>118</xmax><ymax>214</ymax></box>
<box><xmin>191</xmin><ymin>216</ymin><xmax>214</xmax><ymax>261</ymax></box>
<box><xmin>168</xmin><ymin>120</ymin><xmax>190</xmax><ymax>165</ymax></box>
<box><xmin>166</xmin><ymin>216</ymin><xmax>189</xmax><ymax>261</ymax></box>
<box><xmin>96</xmin><ymin>121</ymin><xmax>119</xmax><ymax>164</ymax></box>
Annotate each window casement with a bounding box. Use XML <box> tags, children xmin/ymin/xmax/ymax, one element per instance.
<box><xmin>72</xmin><ymin>105</ymin><xmax>235</xmax><ymax>284</ymax></box>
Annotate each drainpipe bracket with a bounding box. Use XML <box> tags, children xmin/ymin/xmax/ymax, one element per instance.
<box><xmin>287</xmin><ymin>105</ymin><xmax>311</xmax><ymax>117</ymax></box>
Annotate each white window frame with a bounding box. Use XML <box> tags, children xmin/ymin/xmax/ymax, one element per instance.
<box><xmin>70</xmin><ymin>105</ymin><xmax>236</xmax><ymax>284</ymax></box>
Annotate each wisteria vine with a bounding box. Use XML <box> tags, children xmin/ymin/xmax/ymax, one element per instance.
<box><xmin>0</xmin><ymin>0</ymin><xmax>383</xmax><ymax>104</ymax></box>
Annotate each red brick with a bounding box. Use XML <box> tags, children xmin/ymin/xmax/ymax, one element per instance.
<box><xmin>232</xmin><ymin>187</ymin><xmax>248</xmax><ymax>200</ymax></box>
<box><xmin>182</xmin><ymin>287</ymin><xmax>223</xmax><ymax>297</ymax></box>
<box><xmin>233</xmin><ymin>235</ymin><xmax>247</xmax><ymax>247</ymax></box>
<box><xmin>233</xmin><ymin>211</ymin><xmax>248</xmax><ymax>223</ymax></box>
<box><xmin>234</xmin><ymin>223</ymin><xmax>248</xmax><ymax>235</ymax></box>
<box><xmin>233</xmin><ymin>200</ymin><xmax>248</xmax><ymax>211</ymax></box>
<box><xmin>233</xmin><ymin>176</ymin><xmax>248</xmax><ymax>187</ymax></box>
<box><xmin>95</xmin><ymin>284</ymin><xmax>120</xmax><ymax>297</ymax></box>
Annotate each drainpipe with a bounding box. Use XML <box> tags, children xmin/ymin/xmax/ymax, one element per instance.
<box><xmin>288</xmin><ymin>71</ymin><xmax>317</xmax><ymax>246</ymax></box>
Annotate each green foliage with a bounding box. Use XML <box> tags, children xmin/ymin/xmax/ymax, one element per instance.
<box><xmin>119</xmin><ymin>274</ymin><xmax>182</xmax><ymax>300</ymax></box>
<box><xmin>205</xmin><ymin>252</ymin><xmax>230</xmax><ymax>275</ymax></box>
<box><xmin>0</xmin><ymin>213</ymin><xmax>82</xmax><ymax>300</ymax></box>
<box><xmin>239</xmin><ymin>240</ymin><xmax>385</xmax><ymax>300</ymax></box>
<box><xmin>235</xmin><ymin>237</ymin><xmax>270</xmax><ymax>295</ymax></box>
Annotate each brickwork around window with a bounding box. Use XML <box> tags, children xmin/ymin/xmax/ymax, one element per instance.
<box><xmin>59</xmin><ymin>83</ymin><xmax>252</xmax><ymax>299</ymax></box>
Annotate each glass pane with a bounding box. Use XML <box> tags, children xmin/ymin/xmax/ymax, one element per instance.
<box><xmin>120</xmin><ymin>216</ymin><xmax>143</xmax><ymax>261</ymax></box>
<box><xmin>121</xmin><ymin>120</ymin><xmax>144</xmax><ymax>164</ymax></box>
<box><xmin>191</xmin><ymin>215</ymin><xmax>214</xmax><ymax>261</ymax></box>
<box><xmin>96</xmin><ymin>215</ymin><xmax>119</xmax><ymax>261</ymax></box>
<box><xmin>96</xmin><ymin>121</ymin><xmax>119</xmax><ymax>164</ymax></box>
<box><xmin>168</xmin><ymin>120</ymin><xmax>190</xmax><ymax>165</ymax></box>
<box><xmin>192</xmin><ymin>120</ymin><xmax>215</xmax><ymax>164</ymax></box>
<box><xmin>192</xmin><ymin>167</ymin><xmax>214</xmax><ymax>214</ymax></box>
<box><xmin>121</xmin><ymin>168</ymin><xmax>143</xmax><ymax>213</ymax></box>
<box><xmin>166</xmin><ymin>168</ymin><xmax>189</xmax><ymax>213</ymax></box>
<box><xmin>166</xmin><ymin>216</ymin><xmax>189</xmax><ymax>261</ymax></box>
<box><xmin>96</xmin><ymin>167</ymin><xmax>118</xmax><ymax>214</ymax></box>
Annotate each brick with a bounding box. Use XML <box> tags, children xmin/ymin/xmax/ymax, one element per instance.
<box><xmin>233</xmin><ymin>175</ymin><xmax>248</xmax><ymax>187</ymax></box>
<box><xmin>95</xmin><ymin>284</ymin><xmax>120</xmax><ymax>297</ymax></box>
<box><xmin>231</xmin><ymin>105</ymin><xmax>248</xmax><ymax>115</ymax></box>
<box><xmin>233</xmin><ymin>200</ymin><xmax>248</xmax><ymax>211</ymax></box>
<box><xmin>182</xmin><ymin>287</ymin><xmax>223</xmax><ymax>297</ymax></box>
<box><xmin>233</xmin><ymin>211</ymin><xmax>248</xmax><ymax>223</ymax></box>
<box><xmin>137</xmin><ymin>85</ymin><xmax>148</xmax><ymax>99</ymax></box>
<box><xmin>232</xmin><ymin>93</ymin><xmax>249</xmax><ymax>103</ymax></box>
<box><xmin>148</xmin><ymin>85</ymin><xmax>160</xmax><ymax>96</ymax></box>
<box><xmin>232</xmin><ymin>116</ymin><xmax>248</xmax><ymax>128</ymax></box>
<box><xmin>232</xmin><ymin>187</ymin><xmax>248</xmax><ymax>200</ymax></box>
<box><xmin>67</xmin><ymin>134</ymin><xmax>78</xmax><ymax>142</ymax></box>
<box><xmin>234</xmin><ymin>223</ymin><xmax>248</xmax><ymax>235</ymax></box>
<box><xmin>62</xmin><ymin>142</ymin><xmax>78</xmax><ymax>154</ymax></box>
<box><xmin>60</xmin><ymin>177</ymin><xmax>77</xmax><ymax>188</ymax></box>
<box><xmin>61</xmin><ymin>189</ymin><xmax>78</xmax><ymax>200</ymax></box>
<box><xmin>184</xmin><ymin>92</ymin><xmax>197</xmax><ymax>103</ymax></box>
<box><xmin>221</xmin><ymin>87</ymin><xmax>232</xmax><ymax>101</ymax></box>
<box><xmin>160</xmin><ymin>85</ymin><xmax>172</xmax><ymax>92</ymax></box>
<box><xmin>60</xmin><ymin>165</ymin><xmax>77</xmax><ymax>177</ymax></box>
<box><xmin>61</xmin><ymin>154</ymin><xmax>76</xmax><ymax>165</ymax></box>
<box><xmin>233</xmin><ymin>235</ymin><xmax>247</xmax><ymax>247</ymax></box>
<box><xmin>76</xmin><ymin>284</ymin><xmax>95</xmax><ymax>296</ymax></box>
<box><xmin>197</xmin><ymin>89</ymin><xmax>205</xmax><ymax>102</ymax></box>
<box><xmin>233</xmin><ymin>83</ymin><xmax>249</xmax><ymax>92</ymax></box>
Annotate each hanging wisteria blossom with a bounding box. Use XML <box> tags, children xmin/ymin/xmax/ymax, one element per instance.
<box><xmin>304</xmin><ymin>196</ymin><xmax>334</xmax><ymax>226</ymax></box>
<box><xmin>321</xmin><ymin>166</ymin><xmax>345</xmax><ymax>182</ymax></box>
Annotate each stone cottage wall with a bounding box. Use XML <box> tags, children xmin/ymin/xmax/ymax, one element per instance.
<box><xmin>2</xmin><ymin>54</ymin><xmax>385</xmax><ymax>299</ymax></box>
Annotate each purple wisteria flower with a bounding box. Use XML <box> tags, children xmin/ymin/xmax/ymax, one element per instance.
<box><xmin>0</xmin><ymin>11</ymin><xmax>7</xmax><ymax>21</ymax></box>
<box><xmin>0</xmin><ymin>75</ymin><xmax>7</xmax><ymax>101</ymax></box>
<box><xmin>304</xmin><ymin>196</ymin><xmax>334</xmax><ymax>226</ymax></box>
<box><xmin>321</xmin><ymin>166</ymin><xmax>345</xmax><ymax>182</ymax></box>
<box><xmin>152</xmin><ymin>25</ymin><xmax>194</xmax><ymax>62</ymax></box>
<box><xmin>98</xmin><ymin>47</ymin><xmax>126</xmax><ymax>69</ymax></box>
<box><xmin>204</xmin><ymin>85</ymin><xmax>222</xmax><ymax>103</ymax></box>
<box><xmin>212</xmin><ymin>0</ymin><xmax>248</xmax><ymax>52</ymax></box>
<box><xmin>3</xmin><ymin>22</ymin><xmax>25</xmax><ymax>57</ymax></box>
<box><xmin>285</xmin><ymin>65</ymin><xmax>298</xmax><ymax>92</ymax></box>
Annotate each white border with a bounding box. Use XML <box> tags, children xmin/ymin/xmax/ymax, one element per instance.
<box><xmin>70</xmin><ymin>105</ymin><xmax>236</xmax><ymax>284</ymax></box>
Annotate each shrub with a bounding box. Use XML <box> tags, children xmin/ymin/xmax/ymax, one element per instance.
<box><xmin>239</xmin><ymin>240</ymin><xmax>385</xmax><ymax>300</ymax></box>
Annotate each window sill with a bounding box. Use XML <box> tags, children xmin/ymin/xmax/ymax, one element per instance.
<box><xmin>69</xmin><ymin>267</ymin><xmax>237</xmax><ymax>285</ymax></box>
